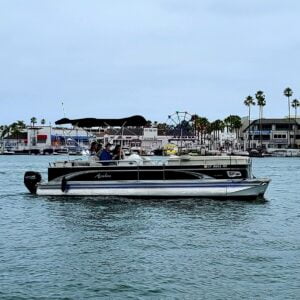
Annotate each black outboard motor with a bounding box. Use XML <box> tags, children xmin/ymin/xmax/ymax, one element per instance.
<box><xmin>24</xmin><ymin>171</ymin><xmax>42</xmax><ymax>194</ymax></box>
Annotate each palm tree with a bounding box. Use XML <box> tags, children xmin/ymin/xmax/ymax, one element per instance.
<box><xmin>30</xmin><ymin>117</ymin><xmax>37</xmax><ymax>127</ymax></box>
<box><xmin>41</xmin><ymin>119</ymin><xmax>46</xmax><ymax>125</ymax></box>
<box><xmin>0</xmin><ymin>125</ymin><xmax>10</xmax><ymax>139</ymax></box>
<box><xmin>30</xmin><ymin>117</ymin><xmax>38</xmax><ymax>147</ymax></box>
<box><xmin>224</xmin><ymin>115</ymin><xmax>242</xmax><ymax>150</ymax></box>
<box><xmin>209</xmin><ymin>119</ymin><xmax>224</xmax><ymax>149</ymax></box>
<box><xmin>232</xmin><ymin>115</ymin><xmax>242</xmax><ymax>139</ymax></box>
<box><xmin>223</xmin><ymin>116</ymin><xmax>232</xmax><ymax>133</ymax></box>
<box><xmin>284</xmin><ymin>87</ymin><xmax>293</xmax><ymax>147</ymax></box>
<box><xmin>210</xmin><ymin>121</ymin><xmax>217</xmax><ymax>143</ymax></box>
<box><xmin>0</xmin><ymin>125</ymin><xmax>12</xmax><ymax>151</ymax></box>
<box><xmin>10</xmin><ymin>122</ymin><xmax>23</xmax><ymax>148</ymax></box>
<box><xmin>215</xmin><ymin>120</ymin><xmax>225</xmax><ymax>139</ymax></box>
<box><xmin>292</xmin><ymin>99</ymin><xmax>300</xmax><ymax>147</ymax></box>
<box><xmin>244</xmin><ymin>95</ymin><xmax>256</xmax><ymax>149</ymax></box>
<box><xmin>191</xmin><ymin>114</ymin><xmax>199</xmax><ymax>137</ymax></box>
<box><xmin>195</xmin><ymin>117</ymin><xmax>209</xmax><ymax>145</ymax></box>
<box><xmin>255</xmin><ymin>91</ymin><xmax>266</xmax><ymax>148</ymax></box>
<box><xmin>292</xmin><ymin>99</ymin><xmax>300</xmax><ymax>118</ymax></box>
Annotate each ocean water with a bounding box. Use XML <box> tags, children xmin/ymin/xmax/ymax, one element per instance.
<box><xmin>0</xmin><ymin>155</ymin><xmax>299</xmax><ymax>299</ymax></box>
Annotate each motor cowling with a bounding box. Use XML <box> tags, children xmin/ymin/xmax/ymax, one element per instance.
<box><xmin>24</xmin><ymin>171</ymin><xmax>42</xmax><ymax>194</ymax></box>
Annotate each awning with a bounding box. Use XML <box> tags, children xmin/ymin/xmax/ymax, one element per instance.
<box><xmin>37</xmin><ymin>135</ymin><xmax>47</xmax><ymax>140</ymax></box>
<box><xmin>55</xmin><ymin>115</ymin><xmax>147</xmax><ymax>128</ymax></box>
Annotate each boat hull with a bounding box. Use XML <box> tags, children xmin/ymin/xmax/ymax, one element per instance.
<box><xmin>36</xmin><ymin>179</ymin><xmax>270</xmax><ymax>199</ymax></box>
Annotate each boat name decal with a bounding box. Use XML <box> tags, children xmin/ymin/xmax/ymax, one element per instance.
<box><xmin>95</xmin><ymin>173</ymin><xmax>112</xmax><ymax>179</ymax></box>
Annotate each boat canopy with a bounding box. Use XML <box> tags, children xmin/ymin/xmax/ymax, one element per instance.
<box><xmin>55</xmin><ymin>115</ymin><xmax>147</xmax><ymax>128</ymax></box>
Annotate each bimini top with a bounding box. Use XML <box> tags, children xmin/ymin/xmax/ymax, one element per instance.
<box><xmin>55</xmin><ymin>115</ymin><xmax>147</xmax><ymax>128</ymax></box>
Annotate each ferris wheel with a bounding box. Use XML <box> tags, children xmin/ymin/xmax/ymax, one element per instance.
<box><xmin>165</xmin><ymin>111</ymin><xmax>195</xmax><ymax>141</ymax></box>
<box><xmin>167</xmin><ymin>111</ymin><xmax>193</xmax><ymax>128</ymax></box>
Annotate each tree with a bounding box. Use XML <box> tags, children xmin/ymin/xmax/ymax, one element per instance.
<box><xmin>231</xmin><ymin>115</ymin><xmax>242</xmax><ymax>138</ymax></box>
<box><xmin>145</xmin><ymin>120</ymin><xmax>152</xmax><ymax>127</ymax></box>
<box><xmin>157</xmin><ymin>123</ymin><xmax>169</xmax><ymax>135</ymax></box>
<box><xmin>292</xmin><ymin>99</ymin><xmax>300</xmax><ymax>147</ymax></box>
<box><xmin>191</xmin><ymin>114</ymin><xmax>199</xmax><ymax>137</ymax></box>
<box><xmin>244</xmin><ymin>95</ymin><xmax>256</xmax><ymax>149</ymax></box>
<box><xmin>16</xmin><ymin>120</ymin><xmax>26</xmax><ymax>129</ymax></box>
<box><xmin>209</xmin><ymin>120</ymin><xmax>224</xmax><ymax>149</ymax></box>
<box><xmin>10</xmin><ymin>122</ymin><xmax>23</xmax><ymax>148</ymax></box>
<box><xmin>30</xmin><ymin>117</ymin><xmax>37</xmax><ymax>127</ymax></box>
<box><xmin>284</xmin><ymin>87</ymin><xmax>293</xmax><ymax>147</ymax></box>
<box><xmin>292</xmin><ymin>99</ymin><xmax>300</xmax><ymax>118</ymax></box>
<box><xmin>195</xmin><ymin>117</ymin><xmax>210</xmax><ymax>145</ymax></box>
<box><xmin>224</xmin><ymin>115</ymin><xmax>234</xmax><ymax>132</ymax></box>
<box><xmin>213</xmin><ymin>119</ymin><xmax>225</xmax><ymax>138</ymax></box>
<box><xmin>255</xmin><ymin>91</ymin><xmax>266</xmax><ymax>148</ymax></box>
<box><xmin>224</xmin><ymin>115</ymin><xmax>242</xmax><ymax>149</ymax></box>
<box><xmin>41</xmin><ymin>119</ymin><xmax>46</xmax><ymax>125</ymax></box>
<box><xmin>0</xmin><ymin>125</ymin><xmax>10</xmax><ymax>139</ymax></box>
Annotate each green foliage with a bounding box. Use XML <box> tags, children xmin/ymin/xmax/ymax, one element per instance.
<box><xmin>284</xmin><ymin>87</ymin><xmax>293</xmax><ymax>98</ymax></box>
<box><xmin>244</xmin><ymin>95</ymin><xmax>255</xmax><ymax>107</ymax></box>
<box><xmin>30</xmin><ymin>117</ymin><xmax>37</xmax><ymax>126</ymax></box>
<box><xmin>291</xmin><ymin>99</ymin><xmax>299</xmax><ymax>109</ymax></box>
<box><xmin>255</xmin><ymin>91</ymin><xmax>266</xmax><ymax>107</ymax></box>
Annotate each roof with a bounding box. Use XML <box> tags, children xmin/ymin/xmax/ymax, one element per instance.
<box><xmin>243</xmin><ymin>118</ymin><xmax>299</xmax><ymax>131</ymax></box>
<box><xmin>55</xmin><ymin>115</ymin><xmax>147</xmax><ymax>128</ymax></box>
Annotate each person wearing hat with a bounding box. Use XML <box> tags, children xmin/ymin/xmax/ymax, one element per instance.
<box><xmin>99</xmin><ymin>143</ymin><xmax>112</xmax><ymax>162</ymax></box>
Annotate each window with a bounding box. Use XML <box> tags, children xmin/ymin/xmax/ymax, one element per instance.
<box><xmin>274</xmin><ymin>134</ymin><xmax>287</xmax><ymax>139</ymax></box>
<box><xmin>276</xmin><ymin>125</ymin><xmax>289</xmax><ymax>130</ymax></box>
<box><xmin>262</xmin><ymin>125</ymin><xmax>272</xmax><ymax>130</ymax></box>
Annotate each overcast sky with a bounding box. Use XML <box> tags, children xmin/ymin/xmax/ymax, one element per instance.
<box><xmin>1</xmin><ymin>0</ymin><xmax>300</xmax><ymax>125</ymax></box>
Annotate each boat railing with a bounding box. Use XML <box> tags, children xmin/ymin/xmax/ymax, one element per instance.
<box><xmin>50</xmin><ymin>155</ymin><xmax>250</xmax><ymax>168</ymax></box>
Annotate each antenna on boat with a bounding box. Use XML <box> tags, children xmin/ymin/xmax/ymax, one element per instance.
<box><xmin>61</xmin><ymin>101</ymin><xmax>66</xmax><ymax>118</ymax></box>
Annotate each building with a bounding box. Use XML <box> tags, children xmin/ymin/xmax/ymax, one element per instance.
<box><xmin>2</xmin><ymin>126</ymin><xmax>90</xmax><ymax>153</ymax></box>
<box><xmin>243</xmin><ymin>118</ymin><xmax>300</xmax><ymax>149</ymax></box>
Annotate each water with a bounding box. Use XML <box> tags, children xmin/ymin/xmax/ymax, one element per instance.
<box><xmin>0</xmin><ymin>156</ymin><xmax>299</xmax><ymax>299</ymax></box>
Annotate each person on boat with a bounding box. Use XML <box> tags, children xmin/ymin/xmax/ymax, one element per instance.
<box><xmin>90</xmin><ymin>141</ymin><xmax>98</xmax><ymax>155</ymax></box>
<box><xmin>112</xmin><ymin>145</ymin><xmax>125</xmax><ymax>160</ymax></box>
<box><xmin>99</xmin><ymin>143</ymin><xmax>113</xmax><ymax>162</ymax></box>
<box><xmin>95</xmin><ymin>143</ymin><xmax>103</xmax><ymax>158</ymax></box>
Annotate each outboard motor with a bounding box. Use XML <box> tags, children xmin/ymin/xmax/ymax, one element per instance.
<box><xmin>24</xmin><ymin>171</ymin><xmax>42</xmax><ymax>194</ymax></box>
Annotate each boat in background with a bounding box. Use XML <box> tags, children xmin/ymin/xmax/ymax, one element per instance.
<box><xmin>1</xmin><ymin>150</ymin><xmax>15</xmax><ymax>155</ymax></box>
<box><xmin>231</xmin><ymin>150</ymin><xmax>249</xmax><ymax>157</ymax></box>
<box><xmin>269</xmin><ymin>149</ymin><xmax>300</xmax><ymax>157</ymax></box>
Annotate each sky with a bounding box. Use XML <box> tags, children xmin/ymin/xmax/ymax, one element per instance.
<box><xmin>1</xmin><ymin>0</ymin><xmax>300</xmax><ymax>125</ymax></box>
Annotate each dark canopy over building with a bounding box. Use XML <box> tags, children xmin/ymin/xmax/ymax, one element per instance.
<box><xmin>55</xmin><ymin>115</ymin><xmax>147</xmax><ymax>128</ymax></box>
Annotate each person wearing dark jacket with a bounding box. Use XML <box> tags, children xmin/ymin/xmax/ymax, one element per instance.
<box><xmin>99</xmin><ymin>143</ymin><xmax>112</xmax><ymax>164</ymax></box>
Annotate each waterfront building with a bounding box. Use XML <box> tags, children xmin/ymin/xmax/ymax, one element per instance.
<box><xmin>1</xmin><ymin>126</ymin><xmax>90</xmax><ymax>154</ymax></box>
<box><xmin>242</xmin><ymin>118</ymin><xmax>300</xmax><ymax>149</ymax></box>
